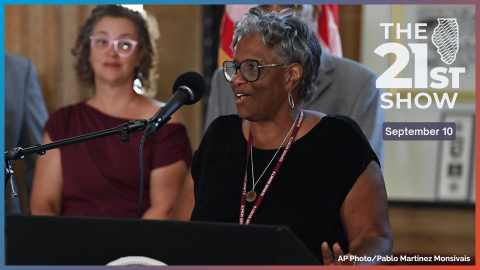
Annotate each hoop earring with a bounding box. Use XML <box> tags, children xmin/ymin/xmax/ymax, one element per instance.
<box><xmin>288</xmin><ymin>92</ymin><xmax>295</xmax><ymax>109</ymax></box>
<box><xmin>133</xmin><ymin>72</ymin><xmax>144</xmax><ymax>94</ymax></box>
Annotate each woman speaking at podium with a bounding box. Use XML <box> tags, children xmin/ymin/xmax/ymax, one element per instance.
<box><xmin>174</xmin><ymin>7</ymin><xmax>392</xmax><ymax>265</ymax></box>
<box><xmin>31</xmin><ymin>5</ymin><xmax>191</xmax><ymax>219</ymax></box>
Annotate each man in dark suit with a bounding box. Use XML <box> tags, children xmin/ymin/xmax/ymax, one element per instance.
<box><xmin>5</xmin><ymin>52</ymin><xmax>48</xmax><ymax>216</ymax></box>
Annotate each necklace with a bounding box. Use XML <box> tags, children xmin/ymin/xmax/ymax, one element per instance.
<box><xmin>113</xmin><ymin>95</ymin><xmax>138</xmax><ymax>118</ymax></box>
<box><xmin>240</xmin><ymin>110</ymin><xmax>304</xmax><ymax>224</ymax></box>
<box><xmin>246</xmin><ymin>111</ymin><xmax>301</xmax><ymax>202</ymax></box>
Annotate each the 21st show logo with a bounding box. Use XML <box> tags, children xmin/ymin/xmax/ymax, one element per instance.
<box><xmin>376</xmin><ymin>19</ymin><xmax>465</xmax><ymax>109</ymax></box>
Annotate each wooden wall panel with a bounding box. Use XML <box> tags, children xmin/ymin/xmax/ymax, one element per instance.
<box><xmin>389</xmin><ymin>207</ymin><xmax>475</xmax><ymax>257</ymax></box>
<box><xmin>339</xmin><ymin>5</ymin><xmax>363</xmax><ymax>62</ymax></box>
<box><xmin>144</xmin><ymin>5</ymin><xmax>203</xmax><ymax>149</ymax></box>
<box><xmin>5</xmin><ymin>5</ymin><xmax>96</xmax><ymax>114</ymax></box>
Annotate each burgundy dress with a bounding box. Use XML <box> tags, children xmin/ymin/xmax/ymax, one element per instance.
<box><xmin>45</xmin><ymin>101</ymin><xmax>192</xmax><ymax>218</ymax></box>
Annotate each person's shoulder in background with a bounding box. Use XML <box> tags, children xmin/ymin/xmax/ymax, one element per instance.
<box><xmin>5</xmin><ymin>51</ymin><xmax>48</xmax><ymax>216</ymax></box>
<box><xmin>319</xmin><ymin>50</ymin><xmax>380</xmax><ymax>94</ymax></box>
<box><xmin>316</xmin><ymin>51</ymin><xmax>385</xmax><ymax>166</ymax></box>
<box><xmin>203</xmin><ymin>68</ymin><xmax>237</xmax><ymax>133</ymax></box>
<box><xmin>6</xmin><ymin>51</ymin><xmax>30</xmax><ymax>71</ymax></box>
<box><xmin>5</xmin><ymin>51</ymin><xmax>48</xmax><ymax>143</ymax></box>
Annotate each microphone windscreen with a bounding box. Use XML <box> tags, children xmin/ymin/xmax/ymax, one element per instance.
<box><xmin>172</xmin><ymin>72</ymin><xmax>206</xmax><ymax>105</ymax></box>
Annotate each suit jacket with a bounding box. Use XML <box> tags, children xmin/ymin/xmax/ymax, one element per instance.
<box><xmin>204</xmin><ymin>50</ymin><xmax>385</xmax><ymax>166</ymax></box>
<box><xmin>5</xmin><ymin>52</ymin><xmax>48</xmax><ymax>215</ymax></box>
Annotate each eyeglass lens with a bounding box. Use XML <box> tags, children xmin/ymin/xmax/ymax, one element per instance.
<box><xmin>223</xmin><ymin>60</ymin><xmax>260</xmax><ymax>82</ymax></box>
<box><xmin>92</xmin><ymin>38</ymin><xmax>135</xmax><ymax>57</ymax></box>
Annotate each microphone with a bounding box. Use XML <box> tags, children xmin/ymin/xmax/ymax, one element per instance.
<box><xmin>144</xmin><ymin>72</ymin><xmax>205</xmax><ymax>137</ymax></box>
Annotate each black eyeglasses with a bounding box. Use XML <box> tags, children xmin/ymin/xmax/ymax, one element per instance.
<box><xmin>223</xmin><ymin>59</ymin><xmax>283</xmax><ymax>83</ymax></box>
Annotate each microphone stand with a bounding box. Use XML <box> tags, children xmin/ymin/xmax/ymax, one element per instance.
<box><xmin>4</xmin><ymin>117</ymin><xmax>171</xmax><ymax>199</ymax></box>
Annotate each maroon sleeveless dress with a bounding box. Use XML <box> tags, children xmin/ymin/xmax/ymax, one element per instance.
<box><xmin>45</xmin><ymin>101</ymin><xmax>192</xmax><ymax>218</ymax></box>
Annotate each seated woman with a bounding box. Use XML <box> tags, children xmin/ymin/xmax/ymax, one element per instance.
<box><xmin>174</xmin><ymin>7</ymin><xmax>392</xmax><ymax>265</ymax></box>
<box><xmin>31</xmin><ymin>5</ymin><xmax>192</xmax><ymax>219</ymax></box>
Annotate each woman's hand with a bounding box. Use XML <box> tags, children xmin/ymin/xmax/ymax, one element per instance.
<box><xmin>321</xmin><ymin>242</ymin><xmax>355</xmax><ymax>265</ymax></box>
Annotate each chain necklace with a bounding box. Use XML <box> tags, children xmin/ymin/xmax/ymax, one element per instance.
<box><xmin>113</xmin><ymin>94</ymin><xmax>139</xmax><ymax>118</ymax></box>
<box><xmin>246</xmin><ymin>111</ymin><xmax>301</xmax><ymax>202</ymax></box>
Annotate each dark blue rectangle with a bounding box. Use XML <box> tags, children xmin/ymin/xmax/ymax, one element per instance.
<box><xmin>383</xmin><ymin>122</ymin><xmax>456</xmax><ymax>141</ymax></box>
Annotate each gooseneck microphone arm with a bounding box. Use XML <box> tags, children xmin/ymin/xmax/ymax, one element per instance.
<box><xmin>4</xmin><ymin>119</ymin><xmax>149</xmax><ymax>197</ymax></box>
<box><xmin>5</xmin><ymin>119</ymin><xmax>148</xmax><ymax>162</ymax></box>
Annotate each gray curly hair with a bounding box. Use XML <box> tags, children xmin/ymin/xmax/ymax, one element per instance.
<box><xmin>231</xmin><ymin>7</ymin><xmax>322</xmax><ymax>102</ymax></box>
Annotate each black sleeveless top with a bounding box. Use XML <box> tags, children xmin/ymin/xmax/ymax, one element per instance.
<box><xmin>191</xmin><ymin>114</ymin><xmax>379</xmax><ymax>263</ymax></box>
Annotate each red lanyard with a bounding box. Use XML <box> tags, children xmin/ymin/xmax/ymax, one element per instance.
<box><xmin>239</xmin><ymin>110</ymin><xmax>304</xmax><ymax>224</ymax></box>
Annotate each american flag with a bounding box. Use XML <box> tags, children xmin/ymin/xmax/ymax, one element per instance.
<box><xmin>217</xmin><ymin>5</ymin><xmax>343</xmax><ymax>67</ymax></box>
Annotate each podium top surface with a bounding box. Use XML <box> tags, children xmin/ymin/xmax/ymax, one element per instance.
<box><xmin>7</xmin><ymin>215</ymin><xmax>319</xmax><ymax>265</ymax></box>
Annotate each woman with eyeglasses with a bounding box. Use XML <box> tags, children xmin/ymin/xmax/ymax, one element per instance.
<box><xmin>30</xmin><ymin>5</ymin><xmax>191</xmax><ymax>219</ymax></box>
<box><xmin>174</xmin><ymin>7</ymin><xmax>392</xmax><ymax>265</ymax></box>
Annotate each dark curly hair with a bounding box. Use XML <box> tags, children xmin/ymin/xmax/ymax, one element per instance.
<box><xmin>72</xmin><ymin>5</ymin><xmax>155</xmax><ymax>94</ymax></box>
